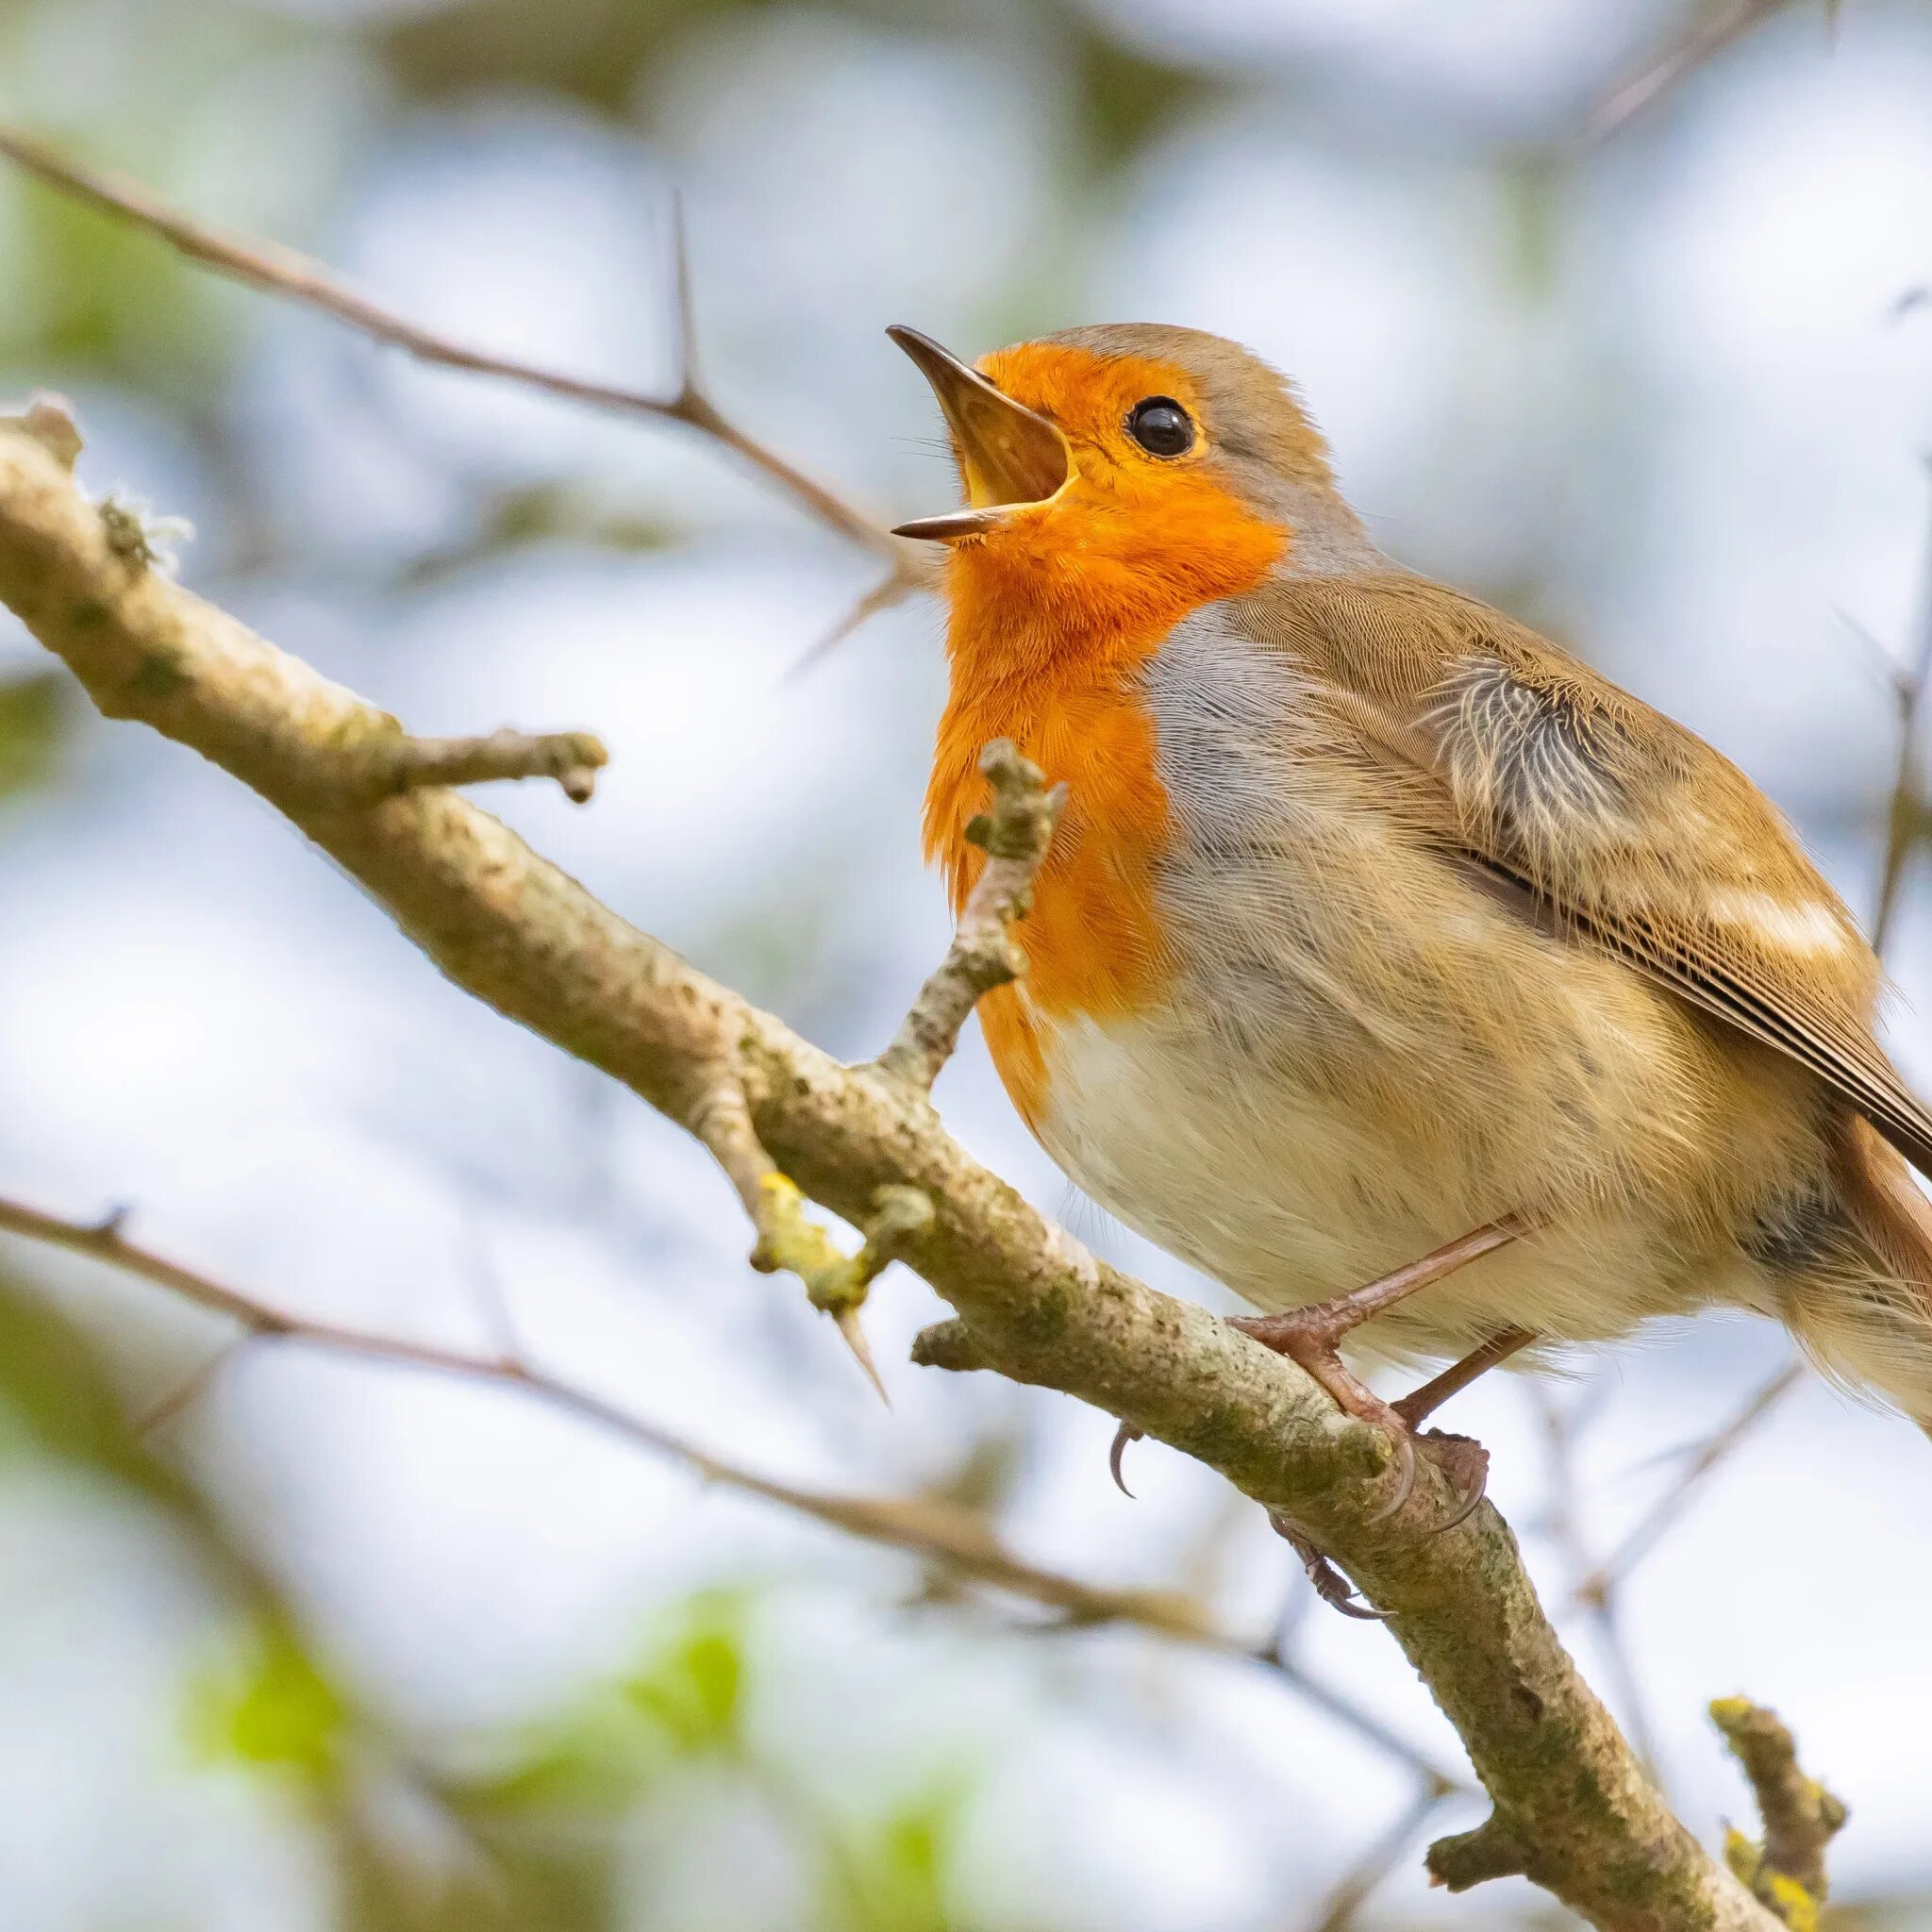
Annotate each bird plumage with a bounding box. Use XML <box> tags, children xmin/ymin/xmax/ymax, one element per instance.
<box><xmin>900</xmin><ymin>322</ymin><xmax>1932</xmax><ymax>1428</ymax></box>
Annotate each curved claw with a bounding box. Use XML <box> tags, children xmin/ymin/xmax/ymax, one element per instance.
<box><xmin>1109</xmin><ymin>1421</ymin><xmax>1143</xmax><ymax>1498</ymax></box>
<box><xmin>1330</xmin><ymin>1590</ymin><xmax>1398</xmax><ymax>1624</ymax></box>
<box><xmin>1361</xmin><ymin>1421</ymin><xmax>1418</xmax><ymax>1526</ymax></box>
<box><xmin>1270</xmin><ymin>1513</ymin><xmax>1394</xmax><ymax>1623</ymax></box>
<box><xmin>1421</xmin><ymin>1433</ymin><xmax>1491</xmax><ymax>1537</ymax></box>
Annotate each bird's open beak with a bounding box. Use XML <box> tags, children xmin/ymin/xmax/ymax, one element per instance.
<box><xmin>888</xmin><ymin>325</ymin><xmax>1074</xmax><ymax>541</ymax></box>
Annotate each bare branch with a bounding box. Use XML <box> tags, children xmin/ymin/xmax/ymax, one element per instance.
<box><xmin>1580</xmin><ymin>1</ymin><xmax>1798</xmax><ymax>143</ymax></box>
<box><xmin>1711</xmin><ymin>1699</ymin><xmax>1848</xmax><ymax>1923</ymax></box>
<box><xmin>1533</xmin><ymin>1384</ymin><xmax>1662</xmax><ymax>1776</ymax></box>
<box><xmin>1581</xmin><ymin>1366</ymin><xmax>1806</xmax><ymax>1608</ymax></box>
<box><xmin>0</xmin><ymin>415</ymin><xmax>1782</xmax><ymax>1930</ymax></box>
<box><xmin>0</xmin><ymin>1187</ymin><xmax>1464</xmax><ymax>1793</ymax></box>
<box><xmin>876</xmin><ymin>740</ymin><xmax>1067</xmax><ymax>1092</ymax></box>
<box><xmin>0</xmin><ymin>125</ymin><xmax>917</xmax><ymax>576</ymax></box>
<box><xmin>1309</xmin><ymin>1779</ymin><xmax>1457</xmax><ymax>1932</ymax></box>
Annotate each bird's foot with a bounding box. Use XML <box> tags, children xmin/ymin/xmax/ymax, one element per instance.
<box><xmin>1225</xmin><ymin>1303</ymin><xmax>1509</xmax><ymax>1536</ymax></box>
<box><xmin>1267</xmin><ymin>1514</ymin><xmax>1392</xmax><ymax>1622</ymax></box>
<box><xmin>1226</xmin><ymin>1302</ymin><xmax>1432</xmax><ymax>1525</ymax></box>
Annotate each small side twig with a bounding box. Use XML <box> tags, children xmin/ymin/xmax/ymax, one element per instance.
<box><xmin>875</xmin><ymin>739</ymin><xmax>1066</xmax><ymax>1092</ymax></box>
<box><xmin>691</xmin><ymin>1079</ymin><xmax>933</xmax><ymax>1400</ymax></box>
<box><xmin>1711</xmin><ymin>1699</ymin><xmax>1848</xmax><ymax>1926</ymax></box>
<box><xmin>353</xmin><ymin>726</ymin><xmax>609</xmax><ymax>805</ymax></box>
<box><xmin>1579</xmin><ymin>0</ymin><xmax>1806</xmax><ymax>144</ymax></box>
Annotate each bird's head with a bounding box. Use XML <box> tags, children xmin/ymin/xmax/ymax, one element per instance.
<box><xmin>890</xmin><ymin>323</ymin><xmax>1363</xmax><ymax>608</ymax></box>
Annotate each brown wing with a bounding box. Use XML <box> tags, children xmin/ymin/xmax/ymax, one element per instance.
<box><xmin>1233</xmin><ymin>571</ymin><xmax>1932</xmax><ymax>1179</ymax></box>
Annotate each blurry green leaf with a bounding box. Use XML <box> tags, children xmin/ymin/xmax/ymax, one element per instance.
<box><xmin>0</xmin><ymin>670</ymin><xmax>68</xmax><ymax>803</ymax></box>
<box><xmin>186</xmin><ymin>1615</ymin><xmax>346</xmax><ymax>1784</ymax></box>
<box><xmin>468</xmin><ymin>1588</ymin><xmax>752</xmax><ymax>1815</ymax></box>
<box><xmin>6</xmin><ymin>163</ymin><xmax>240</xmax><ymax>393</ymax></box>
<box><xmin>826</xmin><ymin>1781</ymin><xmax>973</xmax><ymax>1932</ymax></box>
<box><xmin>1064</xmin><ymin>10</ymin><xmax>1215</xmax><ymax>169</ymax></box>
<box><xmin>623</xmin><ymin>1591</ymin><xmax>744</xmax><ymax>1755</ymax></box>
<box><xmin>0</xmin><ymin>1272</ymin><xmax>181</xmax><ymax>1497</ymax></box>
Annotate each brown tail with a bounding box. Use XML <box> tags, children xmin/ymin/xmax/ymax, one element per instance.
<box><xmin>1782</xmin><ymin>1118</ymin><xmax>1932</xmax><ymax>1428</ymax></box>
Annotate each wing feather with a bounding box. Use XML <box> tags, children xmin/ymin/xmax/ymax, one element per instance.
<box><xmin>1236</xmin><ymin>573</ymin><xmax>1932</xmax><ymax>1179</ymax></box>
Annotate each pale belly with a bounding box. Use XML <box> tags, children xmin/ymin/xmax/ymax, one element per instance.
<box><xmin>1023</xmin><ymin>908</ymin><xmax>1820</xmax><ymax>1373</ymax></box>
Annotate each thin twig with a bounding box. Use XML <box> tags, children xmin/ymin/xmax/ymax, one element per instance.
<box><xmin>0</xmin><ymin>1191</ymin><xmax>1467</xmax><ymax>1793</ymax></box>
<box><xmin>1307</xmin><ymin>1778</ymin><xmax>1458</xmax><ymax>1932</ymax></box>
<box><xmin>0</xmin><ymin>125</ymin><xmax>911</xmax><ymax>574</ymax></box>
<box><xmin>875</xmin><ymin>739</ymin><xmax>1066</xmax><ymax>1091</ymax></box>
<box><xmin>1533</xmin><ymin>1385</ymin><xmax>1662</xmax><ymax>1777</ymax></box>
<box><xmin>133</xmin><ymin>1334</ymin><xmax>252</xmax><ymax>1436</ymax></box>
<box><xmin>1580</xmin><ymin>0</ymin><xmax>1801</xmax><ymax>143</ymax></box>
<box><xmin>784</xmin><ymin>564</ymin><xmax>930</xmax><ymax>682</ymax></box>
<box><xmin>1871</xmin><ymin>477</ymin><xmax>1932</xmax><ymax>952</ymax></box>
<box><xmin>1577</xmin><ymin>1362</ymin><xmax>1807</xmax><ymax>1603</ymax></box>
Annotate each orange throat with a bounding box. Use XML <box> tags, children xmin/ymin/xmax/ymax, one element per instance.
<box><xmin>922</xmin><ymin>490</ymin><xmax>1286</xmax><ymax>1130</ymax></box>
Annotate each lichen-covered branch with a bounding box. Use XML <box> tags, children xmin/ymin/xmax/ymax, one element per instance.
<box><xmin>1711</xmin><ymin>1699</ymin><xmax>1847</xmax><ymax>1929</ymax></box>
<box><xmin>875</xmin><ymin>739</ymin><xmax>1066</xmax><ymax>1091</ymax></box>
<box><xmin>0</xmin><ymin>410</ymin><xmax>1781</xmax><ymax>1932</ymax></box>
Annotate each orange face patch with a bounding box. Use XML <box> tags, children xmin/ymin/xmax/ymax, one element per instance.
<box><xmin>922</xmin><ymin>343</ymin><xmax>1289</xmax><ymax>1126</ymax></box>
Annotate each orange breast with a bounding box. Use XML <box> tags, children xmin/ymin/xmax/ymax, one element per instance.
<box><xmin>923</xmin><ymin>473</ymin><xmax>1286</xmax><ymax>1129</ymax></box>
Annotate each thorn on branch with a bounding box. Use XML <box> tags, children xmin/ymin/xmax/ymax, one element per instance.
<box><xmin>357</xmin><ymin>726</ymin><xmax>610</xmax><ymax>805</ymax></box>
<box><xmin>875</xmin><ymin>739</ymin><xmax>1067</xmax><ymax>1092</ymax></box>
<box><xmin>692</xmin><ymin>1079</ymin><xmax>931</xmax><ymax>1403</ymax></box>
<box><xmin>89</xmin><ymin>1201</ymin><xmax>134</xmax><ymax>1240</ymax></box>
<box><xmin>748</xmin><ymin>1174</ymin><xmax>934</xmax><ymax>1401</ymax></box>
<box><xmin>1711</xmin><ymin>1698</ymin><xmax>1847</xmax><ymax>1928</ymax></box>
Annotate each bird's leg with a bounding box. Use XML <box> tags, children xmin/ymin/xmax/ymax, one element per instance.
<box><xmin>1392</xmin><ymin>1324</ymin><xmax>1536</xmax><ymax>1430</ymax></box>
<box><xmin>1228</xmin><ymin>1215</ymin><xmax>1528</xmax><ymax>1527</ymax></box>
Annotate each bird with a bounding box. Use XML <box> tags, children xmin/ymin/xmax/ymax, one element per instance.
<box><xmin>887</xmin><ymin>320</ymin><xmax>1932</xmax><ymax>1529</ymax></box>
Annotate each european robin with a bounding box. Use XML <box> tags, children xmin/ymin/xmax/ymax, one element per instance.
<box><xmin>890</xmin><ymin>322</ymin><xmax>1932</xmax><ymax>1512</ymax></box>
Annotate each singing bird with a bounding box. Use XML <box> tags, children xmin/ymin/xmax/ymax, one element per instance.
<box><xmin>891</xmin><ymin>321</ymin><xmax>1932</xmax><ymax>1501</ymax></box>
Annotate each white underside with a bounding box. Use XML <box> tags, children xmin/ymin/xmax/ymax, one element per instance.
<box><xmin>1033</xmin><ymin>1006</ymin><xmax>1768</xmax><ymax>1373</ymax></box>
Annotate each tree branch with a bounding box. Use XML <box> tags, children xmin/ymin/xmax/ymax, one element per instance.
<box><xmin>1579</xmin><ymin>1</ymin><xmax>1813</xmax><ymax>143</ymax></box>
<box><xmin>0</xmin><ymin>409</ymin><xmax>1781</xmax><ymax>1931</ymax></box>
<box><xmin>1711</xmin><ymin>1700</ymin><xmax>1847</xmax><ymax>1926</ymax></box>
<box><xmin>874</xmin><ymin>739</ymin><xmax>1066</xmax><ymax>1092</ymax></box>
<box><xmin>0</xmin><ymin>125</ymin><xmax>930</xmax><ymax>594</ymax></box>
<box><xmin>0</xmin><ymin>1189</ymin><xmax>1467</xmax><ymax>1796</ymax></box>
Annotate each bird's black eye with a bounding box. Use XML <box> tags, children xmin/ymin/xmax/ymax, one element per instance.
<box><xmin>1126</xmin><ymin>396</ymin><xmax>1194</xmax><ymax>458</ymax></box>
